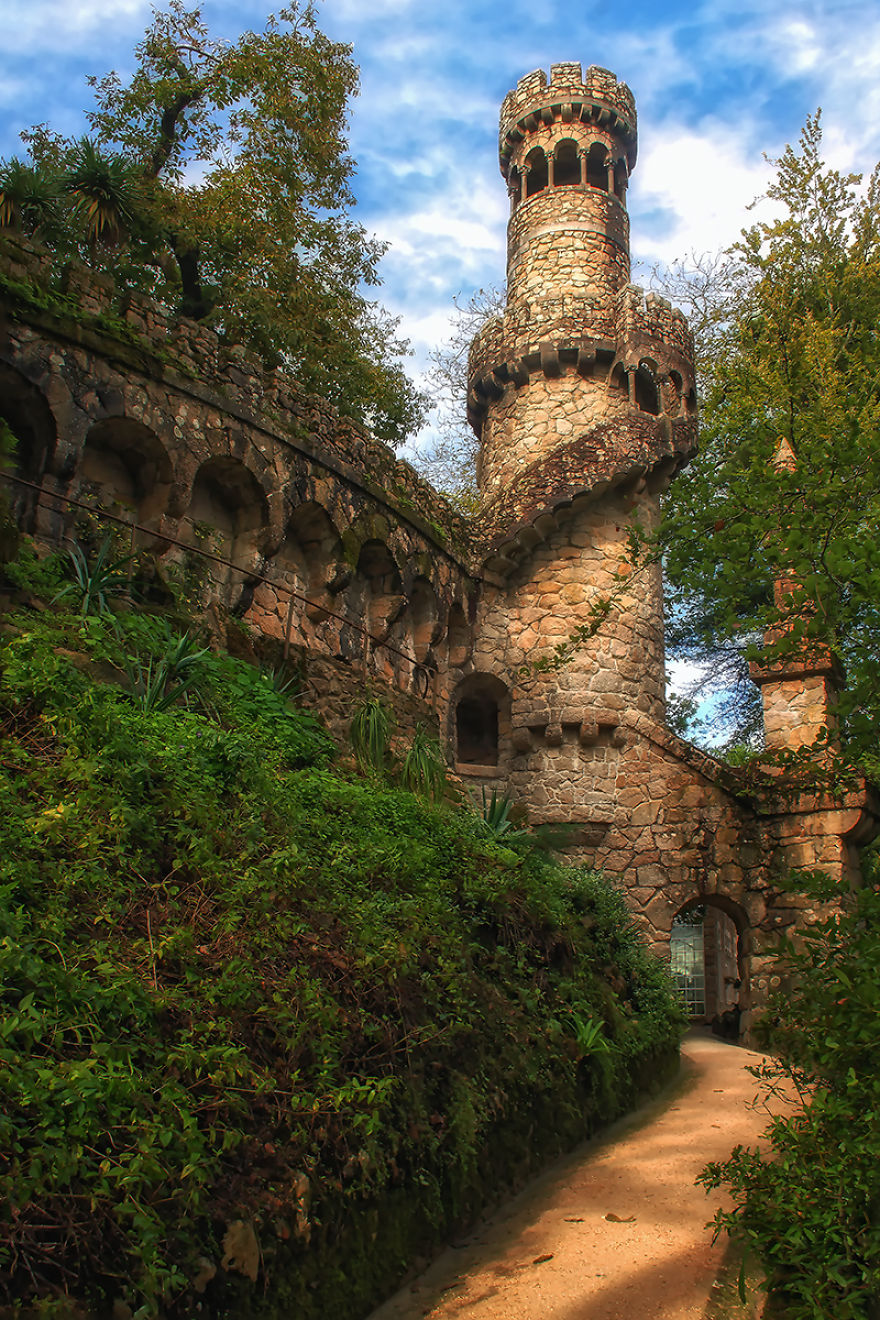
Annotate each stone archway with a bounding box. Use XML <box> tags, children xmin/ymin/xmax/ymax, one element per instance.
<box><xmin>449</xmin><ymin>672</ymin><xmax>512</xmax><ymax>774</ymax></box>
<box><xmin>0</xmin><ymin>362</ymin><xmax>57</xmax><ymax>532</ymax></box>
<box><xmin>79</xmin><ymin>417</ymin><xmax>172</xmax><ymax>528</ymax></box>
<box><xmin>670</xmin><ymin>894</ymin><xmax>750</xmax><ymax>1037</ymax></box>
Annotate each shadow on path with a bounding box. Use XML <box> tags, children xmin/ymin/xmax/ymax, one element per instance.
<box><xmin>367</xmin><ymin>1033</ymin><xmax>778</xmax><ymax>1320</ymax></box>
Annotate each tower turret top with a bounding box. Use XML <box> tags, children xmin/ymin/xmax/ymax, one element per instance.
<box><xmin>499</xmin><ymin>63</ymin><xmax>637</xmax><ymax>178</ymax></box>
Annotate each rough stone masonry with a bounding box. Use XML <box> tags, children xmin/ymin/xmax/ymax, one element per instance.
<box><xmin>2</xmin><ymin>61</ymin><xmax>876</xmax><ymax>1035</ymax></box>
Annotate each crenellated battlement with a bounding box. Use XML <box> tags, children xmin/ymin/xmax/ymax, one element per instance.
<box><xmin>617</xmin><ymin>285</ymin><xmax>695</xmax><ymax>361</ymax></box>
<box><xmin>467</xmin><ymin>276</ymin><xmax>697</xmax><ymax>481</ymax></box>
<box><xmin>4</xmin><ymin>65</ymin><xmax>873</xmax><ymax>1049</ymax></box>
<box><xmin>499</xmin><ymin>63</ymin><xmax>637</xmax><ymax>176</ymax></box>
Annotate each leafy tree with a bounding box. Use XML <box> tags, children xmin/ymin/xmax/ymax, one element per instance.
<box><xmin>2</xmin><ymin>2</ymin><xmax>425</xmax><ymax>444</ymax></box>
<box><xmin>700</xmin><ymin>872</ymin><xmax>880</xmax><ymax>1319</ymax></box>
<box><xmin>657</xmin><ymin>115</ymin><xmax>880</xmax><ymax>763</ymax></box>
<box><xmin>417</xmin><ymin>284</ymin><xmax>503</xmax><ymax>505</ymax></box>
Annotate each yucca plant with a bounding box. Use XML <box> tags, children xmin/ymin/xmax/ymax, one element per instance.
<box><xmin>262</xmin><ymin>663</ymin><xmax>302</xmax><ymax>701</ymax></box>
<box><xmin>122</xmin><ymin>629</ymin><xmax>210</xmax><ymax>713</ymax></box>
<box><xmin>479</xmin><ymin>787</ymin><xmax>573</xmax><ymax>854</ymax></box>
<box><xmin>52</xmin><ymin>535</ymin><xmax>134</xmax><ymax>616</ymax></box>
<box><xmin>62</xmin><ymin>138</ymin><xmax>145</xmax><ymax>253</ymax></box>
<box><xmin>0</xmin><ymin>157</ymin><xmax>61</xmax><ymax>237</ymax></box>
<box><xmin>480</xmin><ymin>786</ymin><xmax>529</xmax><ymax>842</ymax></box>
<box><xmin>349</xmin><ymin>696</ymin><xmax>393</xmax><ymax>774</ymax></box>
<box><xmin>400</xmin><ymin>724</ymin><xmax>447</xmax><ymax>801</ymax></box>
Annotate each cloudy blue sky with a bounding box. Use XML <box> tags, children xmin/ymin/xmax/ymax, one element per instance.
<box><xmin>3</xmin><ymin>0</ymin><xmax>879</xmax><ymax>457</ymax></box>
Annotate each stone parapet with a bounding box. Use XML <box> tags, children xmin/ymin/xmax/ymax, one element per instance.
<box><xmin>618</xmin><ymin>285</ymin><xmax>694</xmax><ymax>361</ymax></box>
<box><xmin>0</xmin><ymin>232</ymin><xmax>469</xmax><ymax>556</ymax></box>
<box><xmin>476</xmin><ymin>414</ymin><xmax>697</xmax><ymax>555</ymax></box>
<box><xmin>468</xmin><ymin>288</ymin><xmax>694</xmax><ymax>398</ymax></box>
<box><xmin>499</xmin><ymin>64</ymin><xmax>637</xmax><ymax>174</ymax></box>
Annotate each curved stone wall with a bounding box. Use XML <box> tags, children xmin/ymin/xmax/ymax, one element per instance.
<box><xmin>0</xmin><ymin>233</ymin><xmax>478</xmax><ymax>737</ymax></box>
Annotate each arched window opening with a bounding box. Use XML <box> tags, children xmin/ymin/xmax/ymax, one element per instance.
<box><xmin>452</xmin><ymin>673</ymin><xmax>510</xmax><ymax>768</ymax></box>
<box><xmin>457</xmin><ymin>697</ymin><xmax>499</xmax><ymax>765</ymax></box>
<box><xmin>586</xmin><ymin>143</ymin><xmax>608</xmax><ymax>191</ymax></box>
<box><xmin>671</xmin><ymin>897</ymin><xmax>747</xmax><ymax>1031</ymax></box>
<box><xmin>613</xmin><ymin>159</ymin><xmax>628</xmax><ymax>200</ymax></box>
<box><xmin>609</xmin><ymin>362</ymin><xmax>628</xmax><ymax>399</ymax></box>
<box><xmin>409</xmin><ymin>576</ymin><xmax>439</xmax><ymax>664</ymax></box>
<box><xmin>0</xmin><ymin>364</ymin><xmax>56</xmax><ymax>531</ymax></box>
<box><xmin>80</xmin><ymin>418</ymin><xmax>172</xmax><ymax>524</ymax></box>
<box><xmin>684</xmin><ymin>387</ymin><xmax>697</xmax><ymax>414</ymax></box>
<box><xmin>554</xmin><ymin>140</ymin><xmax>580</xmax><ymax>187</ymax></box>
<box><xmin>634</xmin><ymin>365</ymin><xmax>660</xmax><ymax>415</ymax></box>
<box><xmin>668</xmin><ymin>370</ymin><xmax>683</xmax><ymax>414</ymax></box>
<box><xmin>525</xmin><ymin>147</ymin><xmax>548</xmax><ymax>198</ymax></box>
<box><xmin>446</xmin><ymin>602</ymin><xmax>471</xmax><ymax>668</ymax></box>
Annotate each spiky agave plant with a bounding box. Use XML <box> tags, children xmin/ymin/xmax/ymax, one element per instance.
<box><xmin>121</xmin><ymin>628</ymin><xmax>210</xmax><ymax>713</ymax></box>
<box><xmin>52</xmin><ymin>534</ymin><xmax>134</xmax><ymax>616</ymax></box>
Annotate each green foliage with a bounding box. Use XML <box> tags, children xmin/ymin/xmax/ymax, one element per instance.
<box><xmin>4</xmin><ymin>541</ymin><xmax>72</xmax><ymax>598</ymax></box>
<box><xmin>659</xmin><ymin>115</ymin><xmax>880</xmax><ymax>758</ymax></box>
<box><xmin>119</xmin><ymin>625</ymin><xmax>210</xmax><ymax>712</ymax></box>
<box><xmin>700</xmin><ymin>875</ymin><xmax>880</xmax><ymax>1318</ymax></box>
<box><xmin>52</xmin><ymin>534</ymin><xmax>134</xmax><ymax>615</ymax></box>
<box><xmin>349</xmin><ymin>695</ymin><xmax>393</xmax><ymax>774</ymax></box>
<box><xmin>480</xmin><ymin>786</ymin><xmax>530</xmax><ymax>843</ymax></box>
<box><xmin>0</xmin><ymin>420</ymin><xmax>20</xmax><ymax>564</ymax></box>
<box><xmin>62</xmin><ymin>136</ymin><xmax>147</xmax><ymax>252</ymax></box>
<box><xmin>0</xmin><ymin>157</ymin><xmax>62</xmax><ymax>237</ymax></box>
<box><xmin>400</xmin><ymin>723</ymin><xmax>447</xmax><ymax>801</ymax></box>
<box><xmin>0</xmin><ymin>570</ymin><xmax>681</xmax><ymax>1317</ymax></box>
<box><xmin>3</xmin><ymin>3</ymin><xmax>426</xmax><ymax>444</ymax></box>
<box><xmin>566</xmin><ymin>1013</ymin><xmax>609</xmax><ymax>1058</ymax></box>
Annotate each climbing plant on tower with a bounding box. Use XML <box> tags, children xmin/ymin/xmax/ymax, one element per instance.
<box><xmin>0</xmin><ymin>2</ymin><xmax>425</xmax><ymax>445</ymax></box>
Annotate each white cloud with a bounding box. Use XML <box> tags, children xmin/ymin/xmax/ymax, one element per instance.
<box><xmin>323</xmin><ymin>0</ymin><xmax>417</xmax><ymax>20</ymax></box>
<box><xmin>4</xmin><ymin>0</ymin><xmax>148</xmax><ymax>54</ymax></box>
<box><xmin>0</xmin><ymin>74</ymin><xmax>33</xmax><ymax>108</ymax></box>
<box><xmin>666</xmin><ymin>658</ymin><xmax>706</xmax><ymax>696</ymax></box>
<box><xmin>631</xmin><ymin>122</ymin><xmax>776</xmax><ymax>267</ymax></box>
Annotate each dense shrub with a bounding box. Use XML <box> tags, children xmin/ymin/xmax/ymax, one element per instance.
<box><xmin>0</xmin><ymin>592</ymin><xmax>681</xmax><ymax>1318</ymax></box>
<box><xmin>700</xmin><ymin>873</ymin><xmax>880</xmax><ymax>1320</ymax></box>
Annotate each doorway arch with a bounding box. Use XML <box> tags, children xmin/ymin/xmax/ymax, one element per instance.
<box><xmin>670</xmin><ymin>894</ymin><xmax>749</xmax><ymax>1033</ymax></box>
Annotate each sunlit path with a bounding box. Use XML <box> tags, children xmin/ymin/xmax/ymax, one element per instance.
<box><xmin>369</xmin><ymin>1034</ymin><xmax>775</xmax><ymax>1320</ymax></box>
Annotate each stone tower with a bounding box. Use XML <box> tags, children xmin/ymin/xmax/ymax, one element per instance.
<box><xmin>460</xmin><ymin>63</ymin><xmax>698</xmax><ymax>792</ymax></box>
<box><xmin>451</xmin><ymin>66</ymin><xmax>876</xmax><ymax>1040</ymax></box>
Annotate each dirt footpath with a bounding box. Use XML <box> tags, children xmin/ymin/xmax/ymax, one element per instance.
<box><xmin>369</xmin><ymin>1033</ymin><xmax>778</xmax><ymax>1320</ymax></box>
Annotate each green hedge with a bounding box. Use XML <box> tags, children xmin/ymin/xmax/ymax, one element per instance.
<box><xmin>0</xmin><ymin>592</ymin><xmax>682</xmax><ymax>1318</ymax></box>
